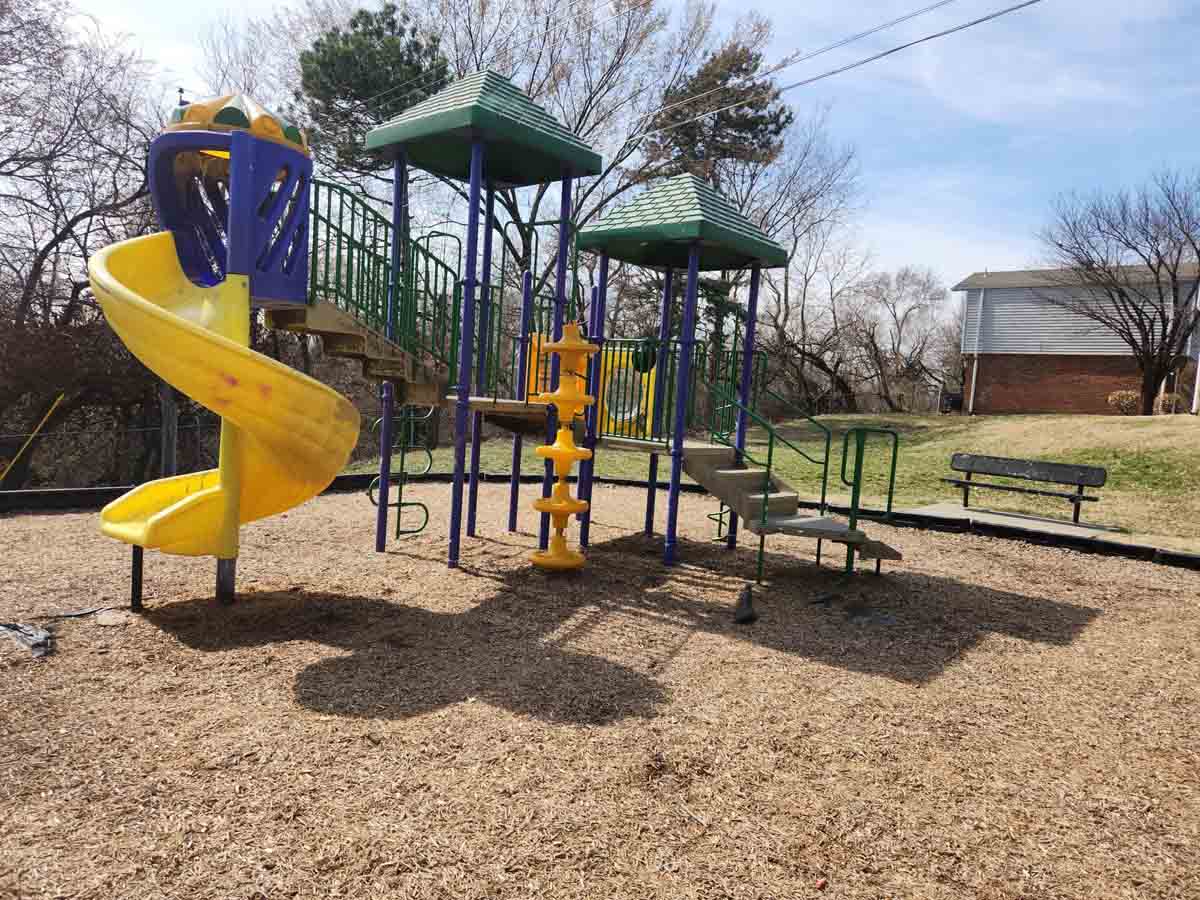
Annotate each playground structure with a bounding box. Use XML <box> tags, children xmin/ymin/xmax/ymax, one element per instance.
<box><xmin>358</xmin><ymin>69</ymin><xmax>901</xmax><ymax>578</ymax></box>
<box><xmin>90</xmin><ymin>72</ymin><xmax>901</xmax><ymax>605</ymax></box>
<box><xmin>88</xmin><ymin>96</ymin><xmax>360</xmax><ymax>603</ymax></box>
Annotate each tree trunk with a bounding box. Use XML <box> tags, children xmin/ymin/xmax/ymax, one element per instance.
<box><xmin>1141</xmin><ymin>367</ymin><xmax>1162</xmax><ymax>415</ymax></box>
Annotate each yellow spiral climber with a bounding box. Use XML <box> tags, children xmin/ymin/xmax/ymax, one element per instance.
<box><xmin>531</xmin><ymin>323</ymin><xmax>599</xmax><ymax>570</ymax></box>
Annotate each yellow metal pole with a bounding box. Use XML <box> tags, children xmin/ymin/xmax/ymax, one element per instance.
<box><xmin>0</xmin><ymin>392</ymin><xmax>66</xmax><ymax>485</ymax></box>
<box><xmin>214</xmin><ymin>275</ymin><xmax>250</xmax><ymax>603</ymax></box>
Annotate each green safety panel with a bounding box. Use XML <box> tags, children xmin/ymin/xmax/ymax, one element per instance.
<box><xmin>365</xmin><ymin>70</ymin><xmax>602</xmax><ymax>188</ymax></box>
<box><xmin>577</xmin><ymin>174</ymin><xmax>788</xmax><ymax>271</ymax></box>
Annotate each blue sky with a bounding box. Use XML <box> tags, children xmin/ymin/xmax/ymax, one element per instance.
<box><xmin>75</xmin><ymin>0</ymin><xmax>1200</xmax><ymax>288</ymax></box>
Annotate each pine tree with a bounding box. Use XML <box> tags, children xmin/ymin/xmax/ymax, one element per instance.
<box><xmin>298</xmin><ymin>3</ymin><xmax>448</xmax><ymax>176</ymax></box>
<box><xmin>646</xmin><ymin>42</ymin><xmax>792</xmax><ymax>190</ymax></box>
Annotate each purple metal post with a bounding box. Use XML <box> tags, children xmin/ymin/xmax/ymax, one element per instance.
<box><xmin>467</xmin><ymin>186</ymin><xmax>496</xmax><ymax>537</ymax></box>
<box><xmin>387</xmin><ymin>151</ymin><xmax>408</xmax><ymax>342</ymax></box>
<box><xmin>645</xmin><ymin>267</ymin><xmax>674</xmax><ymax>533</ymax></box>
<box><xmin>538</xmin><ymin>173</ymin><xmax>574</xmax><ymax>551</ymax></box>
<box><xmin>578</xmin><ymin>255</ymin><xmax>610</xmax><ymax>547</ymax></box>
<box><xmin>448</xmin><ymin>139</ymin><xmax>485</xmax><ymax>568</ymax></box>
<box><xmin>664</xmin><ymin>246</ymin><xmax>701</xmax><ymax>566</ymax></box>
<box><xmin>576</xmin><ymin>284</ymin><xmax>600</xmax><ymax>532</ymax></box>
<box><xmin>726</xmin><ymin>265</ymin><xmax>762</xmax><ymax>549</ymax></box>
<box><xmin>644</xmin><ymin>455</ymin><xmax>658</xmax><ymax>535</ymax></box>
<box><xmin>375</xmin><ymin>381</ymin><xmax>395</xmax><ymax>552</ymax></box>
<box><xmin>507</xmin><ymin>269</ymin><xmax>534</xmax><ymax>532</ymax></box>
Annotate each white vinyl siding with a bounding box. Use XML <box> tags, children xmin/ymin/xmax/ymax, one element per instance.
<box><xmin>960</xmin><ymin>284</ymin><xmax>1200</xmax><ymax>357</ymax></box>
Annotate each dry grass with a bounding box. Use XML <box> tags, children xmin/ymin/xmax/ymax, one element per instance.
<box><xmin>3</xmin><ymin>484</ymin><xmax>1199</xmax><ymax>899</ymax></box>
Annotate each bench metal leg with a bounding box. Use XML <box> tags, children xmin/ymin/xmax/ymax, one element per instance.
<box><xmin>1073</xmin><ymin>485</ymin><xmax>1084</xmax><ymax>523</ymax></box>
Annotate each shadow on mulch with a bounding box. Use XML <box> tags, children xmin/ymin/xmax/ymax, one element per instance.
<box><xmin>147</xmin><ymin>531</ymin><xmax>1101</xmax><ymax>725</ymax></box>
<box><xmin>147</xmin><ymin>587</ymin><xmax>667</xmax><ymax>726</ymax></box>
<box><xmin>586</xmin><ymin>532</ymin><xmax>1102</xmax><ymax>684</ymax></box>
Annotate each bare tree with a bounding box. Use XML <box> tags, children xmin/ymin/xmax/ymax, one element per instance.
<box><xmin>1040</xmin><ymin>170</ymin><xmax>1200</xmax><ymax>415</ymax></box>
<box><xmin>0</xmin><ymin>3</ymin><xmax>162</xmax><ymax>487</ymax></box>
<box><xmin>851</xmin><ymin>267</ymin><xmax>945</xmax><ymax>412</ymax></box>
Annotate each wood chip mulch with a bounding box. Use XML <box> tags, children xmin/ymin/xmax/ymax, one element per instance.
<box><xmin>2</xmin><ymin>483</ymin><xmax>1198</xmax><ymax>899</ymax></box>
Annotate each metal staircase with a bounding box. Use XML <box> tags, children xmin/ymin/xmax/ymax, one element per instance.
<box><xmin>266</xmin><ymin>179</ymin><xmax>456</xmax><ymax>403</ymax></box>
<box><xmin>699</xmin><ymin>384</ymin><xmax>903</xmax><ymax>581</ymax></box>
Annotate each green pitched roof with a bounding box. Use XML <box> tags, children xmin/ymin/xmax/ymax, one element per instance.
<box><xmin>364</xmin><ymin>70</ymin><xmax>602</xmax><ymax>188</ymax></box>
<box><xmin>576</xmin><ymin>175</ymin><xmax>788</xmax><ymax>270</ymax></box>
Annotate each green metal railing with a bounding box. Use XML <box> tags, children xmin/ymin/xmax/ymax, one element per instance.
<box><xmin>367</xmin><ymin>406</ymin><xmax>436</xmax><ymax>537</ymax></box>
<box><xmin>707</xmin><ymin>382</ymin><xmax>833</xmax><ymax>582</ymax></box>
<box><xmin>839</xmin><ymin>426</ymin><xmax>899</xmax><ymax>572</ymax></box>
<box><xmin>310</xmin><ymin>179</ymin><xmax>394</xmax><ymax>335</ymax></box>
<box><xmin>309</xmin><ymin>179</ymin><xmax>460</xmax><ymax>370</ymax></box>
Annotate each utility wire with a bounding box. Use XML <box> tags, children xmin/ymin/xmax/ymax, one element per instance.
<box><xmin>645</xmin><ymin>0</ymin><xmax>963</xmax><ymax>125</ymax></box>
<box><xmin>636</xmin><ymin>0</ymin><xmax>1044</xmax><ymax>143</ymax></box>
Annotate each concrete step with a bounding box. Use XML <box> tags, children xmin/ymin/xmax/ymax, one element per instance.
<box><xmin>739</xmin><ymin>490</ymin><xmax>800</xmax><ymax>519</ymax></box>
<box><xmin>854</xmin><ymin>539</ymin><xmax>903</xmax><ymax>561</ymax></box>
<box><xmin>708</xmin><ymin>466</ymin><xmax>771</xmax><ymax>487</ymax></box>
<box><xmin>745</xmin><ymin>514</ymin><xmax>865</xmax><ymax>541</ymax></box>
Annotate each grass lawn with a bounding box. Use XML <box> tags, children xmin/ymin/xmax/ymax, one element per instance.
<box><xmin>347</xmin><ymin>413</ymin><xmax>1200</xmax><ymax>550</ymax></box>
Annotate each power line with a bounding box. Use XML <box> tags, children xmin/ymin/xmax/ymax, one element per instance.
<box><xmin>645</xmin><ymin>0</ymin><xmax>964</xmax><ymax>125</ymax></box>
<box><xmin>636</xmin><ymin>0</ymin><xmax>1044</xmax><ymax>144</ymax></box>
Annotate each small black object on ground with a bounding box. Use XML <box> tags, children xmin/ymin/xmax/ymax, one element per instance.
<box><xmin>733</xmin><ymin>584</ymin><xmax>758</xmax><ymax>624</ymax></box>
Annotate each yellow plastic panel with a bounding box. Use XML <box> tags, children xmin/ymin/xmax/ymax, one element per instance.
<box><xmin>89</xmin><ymin>231</ymin><xmax>360</xmax><ymax>555</ymax></box>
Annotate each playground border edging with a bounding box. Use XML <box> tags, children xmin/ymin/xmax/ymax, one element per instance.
<box><xmin>4</xmin><ymin>477</ymin><xmax>1198</xmax><ymax>572</ymax></box>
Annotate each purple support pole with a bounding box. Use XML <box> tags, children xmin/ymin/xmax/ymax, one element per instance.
<box><xmin>387</xmin><ymin>152</ymin><xmax>408</xmax><ymax>342</ymax></box>
<box><xmin>726</xmin><ymin>265</ymin><xmax>762</xmax><ymax>550</ymax></box>
<box><xmin>507</xmin><ymin>269</ymin><xmax>534</xmax><ymax>532</ymax></box>
<box><xmin>576</xmin><ymin>284</ymin><xmax>600</xmax><ymax>531</ymax></box>
<box><xmin>467</xmin><ymin>186</ymin><xmax>496</xmax><ymax>537</ymax></box>
<box><xmin>375</xmin><ymin>381</ymin><xmax>395</xmax><ymax>552</ymax></box>
<box><xmin>664</xmin><ymin>246</ymin><xmax>701</xmax><ymax>566</ymax></box>
<box><xmin>651</xmin><ymin>268</ymin><xmax>674</xmax><ymax>440</ymax></box>
<box><xmin>448</xmin><ymin>139</ymin><xmax>485</xmax><ymax>568</ymax></box>
<box><xmin>644</xmin><ymin>454</ymin><xmax>658</xmax><ymax>535</ymax></box>
<box><xmin>578</xmin><ymin>255</ymin><xmax>610</xmax><ymax>547</ymax></box>
<box><xmin>538</xmin><ymin>173</ymin><xmax>574</xmax><ymax>551</ymax></box>
<box><xmin>644</xmin><ymin>267</ymin><xmax>674</xmax><ymax>532</ymax></box>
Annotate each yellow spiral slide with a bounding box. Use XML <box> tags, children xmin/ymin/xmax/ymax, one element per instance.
<box><xmin>89</xmin><ymin>231</ymin><xmax>360</xmax><ymax>560</ymax></box>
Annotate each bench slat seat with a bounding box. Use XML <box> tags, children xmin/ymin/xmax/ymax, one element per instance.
<box><xmin>950</xmin><ymin>453</ymin><xmax>1106</xmax><ymax>487</ymax></box>
<box><xmin>941</xmin><ymin>478</ymin><xmax>1100</xmax><ymax>502</ymax></box>
<box><xmin>944</xmin><ymin>453</ymin><xmax>1107</xmax><ymax>525</ymax></box>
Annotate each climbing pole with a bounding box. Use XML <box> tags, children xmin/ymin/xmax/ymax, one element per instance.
<box><xmin>530</xmin><ymin>323</ymin><xmax>598</xmax><ymax>570</ymax></box>
<box><xmin>368</xmin><ymin>405</ymin><xmax>435</xmax><ymax>539</ymax></box>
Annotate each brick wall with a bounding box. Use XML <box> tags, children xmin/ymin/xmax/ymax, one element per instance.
<box><xmin>962</xmin><ymin>354</ymin><xmax>1143</xmax><ymax>414</ymax></box>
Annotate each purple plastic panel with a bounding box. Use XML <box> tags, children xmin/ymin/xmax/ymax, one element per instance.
<box><xmin>149</xmin><ymin>128</ymin><xmax>311</xmax><ymax>306</ymax></box>
<box><xmin>227</xmin><ymin>130</ymin><xmax>312</xmax><ymax>305</ymax></box>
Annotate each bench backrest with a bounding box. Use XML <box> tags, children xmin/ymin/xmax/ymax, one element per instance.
<box><xmin>950</xmin><ymin>453</ymin><xmax>1107</xmax><ymax>487</ymax></box>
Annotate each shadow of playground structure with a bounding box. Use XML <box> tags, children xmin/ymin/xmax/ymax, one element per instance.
<box><xmin>150</xmin><ymin>533</ymin><xmax>1101</xmax><ymax>726</ymax></box>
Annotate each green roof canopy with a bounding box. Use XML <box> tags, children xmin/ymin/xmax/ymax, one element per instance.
<box><xmin>576</xmin><ymin>175</ymin><xmax>788</xmax><ymax>271</ymax></box>
<box><xmin>365</xmin><ymin>70</ymin><xmax>602</xmax><ymax>188</ymax></box>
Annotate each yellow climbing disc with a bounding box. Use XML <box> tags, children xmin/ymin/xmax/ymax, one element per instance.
<box><xmin>531</xmin><ymin>323</ymin><xmax>599</xmax><ymax>571</ymax></box>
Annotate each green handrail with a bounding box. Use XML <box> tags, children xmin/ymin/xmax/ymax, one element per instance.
<box><xmin>706</xmin><ymin>381</ymin><xmax>827</xmax><ymax>582</ymax></box>
<box><xmin>759</xmin><ymin>386</ymin><xmax>831</xmax><ymax>514</ymax></box>
<box><xmin>309</xmin><ymin>178</ymin><xmax>460</xmax><ymax>369</ymax></box>
<box><xmin>839</xmin><ymin>426</ymin><xmax>899</xmax><ymax>573</ymax></box>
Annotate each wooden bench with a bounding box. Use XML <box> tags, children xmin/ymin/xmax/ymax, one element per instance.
<box><xmin>941</xmin><ymin>453</ymin><xmax>1106</xmax><ymax>524</ymax></box>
